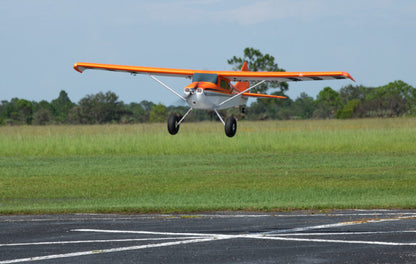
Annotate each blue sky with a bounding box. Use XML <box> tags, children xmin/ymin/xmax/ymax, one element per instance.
<box><xmin>1</xmin><ymin>0</ymin><xmax>415</xmax><ymax>105</ymax></box>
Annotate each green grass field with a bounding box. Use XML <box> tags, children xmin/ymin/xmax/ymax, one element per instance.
<box><xmin>1</xmin><ymin>118</ymin><xmax>416</xmax><ymax>214</ymax></box>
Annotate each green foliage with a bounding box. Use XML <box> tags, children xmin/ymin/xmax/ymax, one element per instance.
<box><xmin>314</xmin><ymin>87</ymin><xmax>342</xmax><ymax>119</ymax></box>
<box><xmin>228</xmin><ymin>47</ymin><xmax>288</xmax><ymax>93</ymax></box>
<box><xmin>336</xmin><ymin>99</ymin><xmax>360</xmax><ymax>119</ymax></box>
<box><xmin>77</xmin><ymin>91</ymin><xmax>123</xmax><ymax>124</ymax></box>
<box><xmin>293</xmin><ymin>92</ymin><xmax>316</xmax><ymax>119</ymax></box>
<box><xmin>339</xmin><ymin>85</ymin><xmax>369</xmax><ymax>104</ymax></box>
<box><xmin>32</xmin><ymin>108</ymin><xmax>54</xmax><ymax>125</ymax></box>
<box><xmin>16</xmin><ymin>99</ymin><xmax>33</xmax><ymax>124</ymax></box>
<box><xmin>247</xmin><ymin>92</ymin><xmax>294</xmax><ymax>120</ymax></box>
<box><xmin>32</xmin><ymin>100</ymin><xmax>54</xmax><ymax>125</ymax></box>
<box><xmin>149</xmin><ymin>103</ymin><xmax>167</xmax><ymax>122</ymax></box>
<box><xmin>363</xmin><ymin>80</ymin><xmax>416</xmax><ymax>117</ymax></box>
<box><xmin>51</xmin><ymin>90</ymin><xmax>75</xmax><ymax>123</ymax></box>
<box><xmin>126</xmin><ymin>101</ymin><xmax>153</xmax><ymax>123</ymax></box>
<box><xmin>1</xmin><ymin>79</ymin><xmax>416</xmax><ymax>125</ymax></box>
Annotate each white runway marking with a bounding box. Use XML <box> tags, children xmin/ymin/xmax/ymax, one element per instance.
<box><xmin>1</xmin><ymin>212</ymin><xmax>416</xmax><ymax>264</ymax></box>
<box><xmin>0</xmin><ymin>237</ymin><xmax>197</xmax><ymax>247</ymax></box>
<box><xmin>277</xmin><ymin>230</ymin><xmax>416</xmax><ymax>236</ymax></box>
<box><xmin>0</xmin><ymin>238</ymin><xmax>216</xmax><ymax>264</ymax></box>
<box><xmin>246</xmin><ymin>235</ymin><xmax>416</xmax><ymax>246</ymax></box>
<box><xmin>72</xmin><ymin>228</ymin><xmax>216</xmax><ymax>237</ymax></box>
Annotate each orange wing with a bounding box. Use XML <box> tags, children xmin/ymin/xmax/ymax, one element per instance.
<box><xmin>74</xmin><ymin>62</ymin><xmax>355</xmax><ymax>82</ymax></box>
<box><xmin>218</xmin><ymin>71</ymin><xmax>355</xmax><ymax>82</ymax></box>
<box><xmin>74</xmin><ymin>62</ymin><xmax>194</xmax><ymax>78</ymax></box>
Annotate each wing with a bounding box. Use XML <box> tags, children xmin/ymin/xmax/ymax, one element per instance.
<box><xmin>217</xmin><ymin>70</ymin><xmax>355</xmax><ymax>82</ymax></box>
<box><xmin>73</xmin><ymin>62</ymin><xmax>195</xmax><ymax>78</ymax></box>
<box><xmin>74</xmin><ymin>62</ymin><xmax>355</xmax><ymax>82</ymax></box>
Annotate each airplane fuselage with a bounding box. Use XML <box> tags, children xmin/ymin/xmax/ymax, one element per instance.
<box><xmin>183</xmin><ymin>73</ymin><xmax>247</xmax><ymax>110</ymax></box>
<box><xmin>184</xmin><ymin>84</ymin><xmax>247</xmax><ymax>110</ymax></box>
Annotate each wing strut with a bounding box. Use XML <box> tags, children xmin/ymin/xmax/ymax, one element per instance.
<box><xmin>218</xmin><ymin>80</ymin><xmax>266</xmax><ymax>107</ymax></box>
<box><xmin>149</xmin><ymin>75</ymin><xmax>186</xmax><ymax>102</ymax></box>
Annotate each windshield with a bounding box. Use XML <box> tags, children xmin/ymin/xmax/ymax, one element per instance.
<box><xmin>192</xmin><ymin>73</ymin><xmax>218</xmax><ymax>84</ymax></box>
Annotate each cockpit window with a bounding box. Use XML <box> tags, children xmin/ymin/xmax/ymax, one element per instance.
<box><xmin>192</xmin><ymin>73</ymin><xmax>218</xmax><ymax>84</ymax></box>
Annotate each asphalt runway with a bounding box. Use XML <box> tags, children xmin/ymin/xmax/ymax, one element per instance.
<box><xmin>1</xmin><ymin>210</ymin><xmax>416</xmax><ymax>263</ymax></box>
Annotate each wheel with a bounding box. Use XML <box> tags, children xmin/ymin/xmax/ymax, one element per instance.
<box><xmin>225</xmin><ymin>116</ymin><xmax>237</xmax><ymax>137</ymax></box>
<box><xmin>167</xmin><ymin>114</ymin><xmax>180</xmax><ymax>135</ymax></box>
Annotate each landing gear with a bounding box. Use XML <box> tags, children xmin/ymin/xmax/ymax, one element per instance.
<box><xmin>214</xmin><ymin>109</ymin><xmax>237</xmax><ymax>138</ymax></box>
<box><xmin>168</xmin><ymin>109</ymin><xmax>237</xmax><ymax>137</ymax></box>
<box><xmin>225</xmin><ymin>116</ymin><xmax>237</xmax><ymax>137</ymax></box>
<box><xmin>167</xmin><ymin>113</ymin><xmax>180</xmax><ymax>135</ymax></box>
<box><xmin>167</xmin><ymin>108</ymin><xmax>193</xmax><ymax>135</ymax></box>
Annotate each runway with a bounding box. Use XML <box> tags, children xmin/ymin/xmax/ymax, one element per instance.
<box><xmin>1</xmin><ymin>210</ymin><xmax>416</xmax><ymax>263</ymax></box>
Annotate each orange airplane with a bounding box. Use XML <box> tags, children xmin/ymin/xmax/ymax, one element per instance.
<box><xmin>73</xmin><ymin>62</ymin><xmax>354</xmax><ymax>137</ymax></box>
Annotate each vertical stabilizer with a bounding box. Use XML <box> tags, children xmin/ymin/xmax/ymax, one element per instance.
<box><xmin>234</xmin><ymin>62</ymin><xmax>250</xmax><ymax>92</ymax></box>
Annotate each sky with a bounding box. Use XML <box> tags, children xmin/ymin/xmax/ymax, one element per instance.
<box><xmin>1</xmin><ymin>0</ymin><xmax>415</xmax><ymax>106</ymax></box>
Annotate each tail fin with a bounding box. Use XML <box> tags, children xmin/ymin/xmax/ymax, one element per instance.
<box><xmin>235</xmin><ymin>62</ymin><xmax>287</xmax><ymax>100</ymax></box>
<box><xmin>234</xmin><ymin>62</ymin><xmax>250</xmax><ymax>92</ymax></box>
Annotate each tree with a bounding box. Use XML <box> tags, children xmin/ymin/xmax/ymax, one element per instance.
<box><xmin>339</xmin><ymin>85</ymin><xmax>369</xmax><ymax>105</ymax></box>
<box><xmin>51</xmin><ymin>90</ymin><xmax>74</xmax><ymax>123</ymax></box>
<box><xmin>336</xmin><ymin>99</ymin><xmax>360</xmax><ymax>119</ymax></box>
<box><xmin>247</xmin><ymin>92</ymin><xmax>293</xmax><ymax>120</ymax></box>
<box><xmin>372</xmin><ymin>81</ymin><xmax>416</xmax><ymax>116</ymax></box>
<box><xmin>78</xmin><ymin>91</ymin><xmax>124</xmax><ymax>124</ymax></box>
<box><xmin>149</xmin><ymin>103</ymin><xmax>167</xmax><ymax>122</ymax></box>
<box><xmin>314</xmin><ymin>87</ymin><xmax>341</xmax><ymax>119</ymax></box>
<box><xmin>228</xmin><ymin>47</ymin><xmax>288</xmax><ymax>94</ymax></box>
<box><xmin>354</xmin><ymin>81</ymin><xmax>416</xmax><ymax>117</ymax></box>
<box><xmin>16</xmin><ymin>99</ymin><xmax>33</xmax><ymax>124</ymax></box>
<box><xmin>33</xmin><ymin>108</ymin><xmax>54</xmax><ymax>125</ymax></box>
<box><xmin>32</xmin><ymin>100</ymin><xmax>54</xmax><ymax>125</ymax></box>
<box><xmin>293</xmin><ymin>92</ymin><xmax>316</xmax><ymax>119</ymax></box>
<box><xmin>125</xmin><ymin>102</ymin><xmax>145</xmax><ymax>123</ymax></box>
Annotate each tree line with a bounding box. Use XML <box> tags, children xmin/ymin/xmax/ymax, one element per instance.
<box><xmin>2</xmin><ymin>48</ymin><xmax>415</xmax><ymax>125</ymax></box>
<box><xmin>1</xmin><ymin>80</ymin><xmax>415</xmax><ymax>126</ymax></box>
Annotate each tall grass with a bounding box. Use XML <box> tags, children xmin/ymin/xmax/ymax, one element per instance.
<box><xmin>0</xmin><ymin>118</ymin><xmax>415</xmax><ymax>156</ymax></box>
<box><xmin>1</xmin><ymin>118</ymin><xmax>416</xmax><ymax>213</ymax></box>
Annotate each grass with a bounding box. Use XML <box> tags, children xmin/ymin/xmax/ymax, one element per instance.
<box><xmin>0</xmin><ymin>118</ymin><xmax>416</xmax><ymax>214</ymax></box>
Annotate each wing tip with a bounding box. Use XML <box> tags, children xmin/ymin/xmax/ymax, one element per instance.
<box><xmin>73</xmin><ymin>63</ymin><xmax>84</xmax><ymax>73</ymax></box>
<box><xmin>343</xmin><ymin>72</ymin><xmax>356</xmax><ymax>82</ymax></box>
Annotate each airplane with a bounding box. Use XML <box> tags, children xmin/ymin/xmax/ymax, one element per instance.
<box><xmin>73</xmin><ymin>62</ymin><xmax>355</xmax><ymax>137</ymax></box>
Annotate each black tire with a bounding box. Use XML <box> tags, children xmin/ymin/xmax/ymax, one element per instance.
<box><xmin>225</xmin><ymin>116</ymin><xmax>237</xmax><ymax>137</ymax></box>
<box><xmin>167</xmin><ymin>114</ymin><xmax>180</xmax><ymax>135</ymax></box>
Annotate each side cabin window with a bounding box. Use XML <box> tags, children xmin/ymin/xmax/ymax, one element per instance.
<box><xmin>192</xmin><ymin>73</ymin><xmax>218</xmax><ymax>84</ymax></box>
<box><xmin>220</xmin><ymin>79</ymin><xmax>231</xmax><ymax>91</ymax></box>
